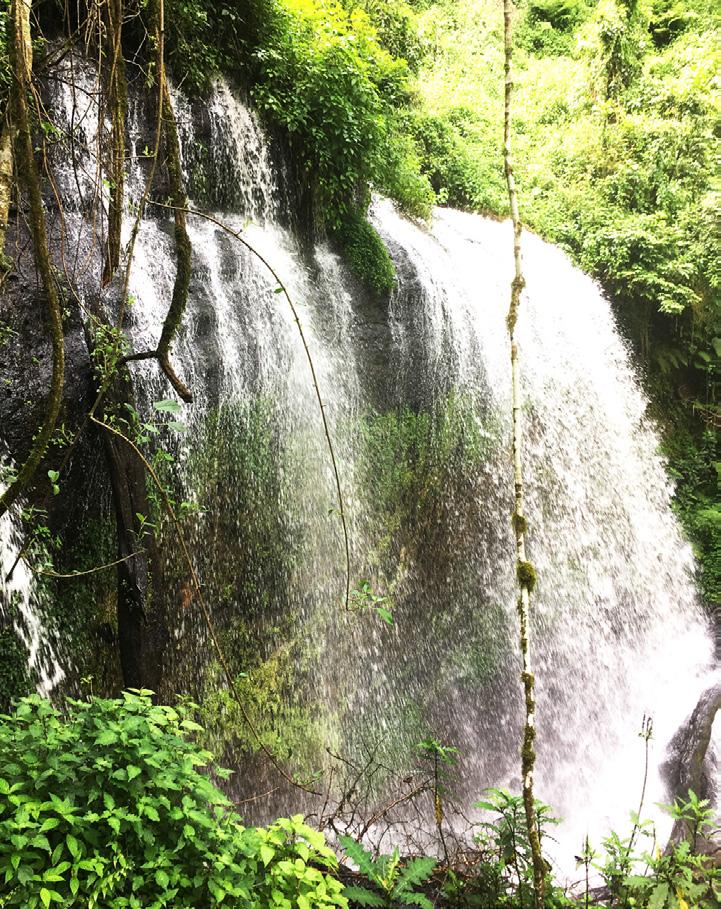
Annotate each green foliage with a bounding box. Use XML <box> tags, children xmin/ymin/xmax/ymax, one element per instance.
<box><xmin>473</xmin><ymin>788</ymin><xmax>568</xmax><ymax>908</ymax></box>
<box><xmin>663</xmin><ymin>425</ymin><xmax>721</xmax><ymax>608</ymax></box>
<box><xmin>339</xmin><ymin>836</ymin><xmax>436</xmax><ymax>909</ymax></box>
<box><xmin>592</xmin><ymin>0</ymin><xmax>647</xmax><ymax>100</ymax></box>
<box><xmin>89</xmin><ymin>320</ymin><xmax>129</xmax><ymax>388</ymax></box>
<box><xmin>649</xmin><ymin>0</ymin><xmax>700</xmax><ymax>48</ymax></box>
<box><xmin>520</xmin><ymin>0</ymin><xmax>590</xmax><ymax>55</ymax></box>
<box><xmin>248</xmin><ymin>0</ymin><xmax>431</xmax><ymax>224</ymax></box>
<box><xmin>0</xmin><ymin>692</ymin><xmax>347</xmax><ymax>908</ymax></box>
<box><xmin>416</xmin><ymin>737</ymin><xmax>458</xmax><ymax>768</ymax></box>
<box><xmin>161</xmin><ymin>0</ymin><xmax>433</xmax><ymax>228</ymax></box>
<box><xmin>408</xmin><ymin>109</ymin><xmax>506</xmax><ymax>211</ymax></box>
<box><xmin>594</xmin><ymin>791</ymin><xmax>721</xmax><ymax>908</ymax></box>
<box><xmin>333</xmin><ymin>213</ymin><xmax>396</xmax><ymax>297</ymax></box>
<box><xmin>343</xmin><ymin>0</ymin><xmax>429</xmax><ymax>71</ymax></box>
<box><xmin>349</xmin><ymin>580</ymin><xmax>394</xmax><ymax>624</ymax></box>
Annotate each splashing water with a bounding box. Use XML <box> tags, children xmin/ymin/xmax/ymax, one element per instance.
<box><xmin>0</xmin><ymin>461</ymin><xmax>65</xmax><ymax>697</ymax></box>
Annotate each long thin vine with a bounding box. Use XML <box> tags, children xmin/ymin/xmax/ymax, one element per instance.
<box><xmin>121</xmin><ymin>0</ymin><xmax>193</xmax><ymax>402</ymax></box>
<box><xmin>503</xmin><ymin>1</ymin><xmax>545</xmax><ymax>905</ymax></box>
<box><xmin>102</xmin><ymin>0</ymin><xmax>127</xmax><ymax>284</ymax></box>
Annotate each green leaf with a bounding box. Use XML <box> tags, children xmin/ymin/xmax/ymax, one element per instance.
<box><xmin>376</xmin><ymin>607</ymin><xmax>394</xmax><ymax>625</ymax></box>
<box><xmin>342</xmin><ymin>885</ymin><xmax>385</xmax><ymax>907</ymax></box>
<box><xmin>156</xmin><ymin>869</ymin><xmax>170</xmax><ymax>889</ymax></box>
<box><xmin>260</xmin><ymin>843</ymin><xmax>275</xmax><ymax>866</ymax></box>
<box><xmin>153</xmin><ymin>399</ymin><xmax>182</xmax><ymax>414</ymax></box>
<box><xmin>66</xmin><ymin>835</ymin><xmax>80</xmax><ymax>859</ymax></box>
<box><xmin>40</xmin><ymin>889</ymin><xmax>51</xmax><ymax>909</ymax></box>
<box><xmin>338</xmin><ymin>836</ymin><xmax>376</xmax><ymax>878</ymax></box>
<box><xmin>396</xmin><ymin>890</ymin><xmax>433</xmax><ymax>909</ymax></box>
<box><xmin>397</xmin><ymin>855</ymin><xmax>436</xmax><ymax>890</ymax></box>
<box><xmin>649</xmin><ymin>882</ymin><xmax>669</xmax><ymax>909</ymax></box>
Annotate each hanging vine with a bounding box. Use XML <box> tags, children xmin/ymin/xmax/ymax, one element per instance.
<box><xmin>502</xmin><ymin>1</ymin><xmax>545</xmax><ymax>906</ymax></box>
<box><xmin>102</xmin><ymin>0</ymin><xmax>127</xmax><ymax>284</ymax></box>
<box><xmin>0</xmin><ymin>108</ymin><xmax>12</xmax><ymax>270</ymax></box>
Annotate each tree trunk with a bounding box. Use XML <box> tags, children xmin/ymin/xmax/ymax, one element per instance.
<box><xmin>85</xmin><ymin>326</ymin><xmax>167</xmax><ymax>692</ymax></box>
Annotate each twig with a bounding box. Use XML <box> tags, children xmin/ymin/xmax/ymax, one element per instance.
<box><xmin>34</xmin><ymin>550</ymin><xmax>143</xmax><ymax>578</ymax></box>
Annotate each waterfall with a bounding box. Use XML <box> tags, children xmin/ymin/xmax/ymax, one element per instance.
<box><xmin>1</xmin><ymin>458</ymin><xmax>65</xmax><ymax>697</ymax></box>
<box><xmin>36</xmin><ymin>63</ymin><xmax>721</xmax><ymax>867</ymax></box>
<box><xmin>372</xmin><ymin>199</ymin><xmax>721</xmax><ymax>860</ymax></box>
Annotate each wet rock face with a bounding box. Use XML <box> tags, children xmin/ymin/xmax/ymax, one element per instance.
<box><xmin>0</xmin><ymin>220</ymin><xmax>93</xmax><ymax>476</ymax></box>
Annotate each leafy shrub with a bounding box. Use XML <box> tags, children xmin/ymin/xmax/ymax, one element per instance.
<box><xmin>161</xmin><ymin>0</ymin><xmax>433</xmax><ymax>226</ymax></box>
<box><xmin>595</xmin><ymin>791</ymin><xmax>721</xmax><ymax>908</ymax></box>
<box><xmin>339</xmin><ymin>835</ymin><xmax>436</xmax><ymax>909</ymax></box>
<box><xmin>649</xmin><ymin>0</ymin><xmax>699</xmax><ymax>48</ymax></box>
<box><xmin>343</xmin><ymin>0</ymin><xmax>428</xmax><ymax>71</ymax></box>
<box><xmin>249</xmin><ymin>0</ymin><xmax>429</xmax><ymax>224</ymax></box>
<box><xmin>0</xmin><ymin>692</ymin><xmax>347</xmax><ymax>909</ymax></box>
<box><xmin>528</xmin><ymin>0</ymin><xmax>587</xmax><ymax>31</ymax></box>
<box><xmin>521</xmin><ymin>0</ymin><xmax>590</xmax><ymax>55</ymax></box>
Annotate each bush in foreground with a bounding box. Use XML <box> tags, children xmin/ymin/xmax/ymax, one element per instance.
<box><xmin>0</xmin><ymin>691</ymin><xmax>347</xmax><ymax>909</ymax></box>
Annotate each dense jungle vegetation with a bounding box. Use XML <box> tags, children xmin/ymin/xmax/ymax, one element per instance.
<box><xmin>0</xmin><ymin>0</ymin><xmax>720</xmax><ymax>907</ymax></box>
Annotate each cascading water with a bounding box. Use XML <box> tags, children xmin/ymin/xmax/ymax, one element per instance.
<box><xmin>372</xmin><ymin>199</ymin><xmax>721</xmax><ymax>860</ymax></box>
<box><xmin>0</xmin><ymin>458</ymin><xmax>65</xmax><ymax>697</ymax></box>
<box><xmin>36</xmin><ymin>61</ymin><xmax>721</xmax><ymax>870</ymax></box>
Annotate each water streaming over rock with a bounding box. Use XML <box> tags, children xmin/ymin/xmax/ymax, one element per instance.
<box><xmin>15</xmin><ymin>63</ymin><xmax>720</xmax><ymax>868</ymax></box>
<box><xmin>0</xmin><ymin>458</ymin><xmax>65</xmax><ymax>697</ymax></box>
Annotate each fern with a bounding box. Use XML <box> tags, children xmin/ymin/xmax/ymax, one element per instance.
<box><xmin>342</xmin><ymin>885</ymin><xmax>386</xmax><ymax>907</ymax></box>
<box><xmin>396</xmin><ymin>890</ymin><xmax>434</xmax><ymax>909</ymax></box>
<box><xmin>339</xmin><ymin>835</ymin><xmax>377</xmax><ymax>879</ymax></box>
<box><xmin>339</xmin><ymin>836</ymin><xmax>436</xmax><ymax>909</ymax></box>
<box><xmin>396</xmin><ymin>856</ymin><xmax>437</xmax><ymax>893</ymax></box>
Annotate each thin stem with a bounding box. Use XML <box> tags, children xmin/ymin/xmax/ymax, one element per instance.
<box><xmin>502</xmin><ymin>1</ymin><xmax>545</xmax><ymax>906</ymax></box>
<box><xmin>35</xmin><ymin>550</ymin><xmax>143</xmax><ymax>578</ymax></box>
